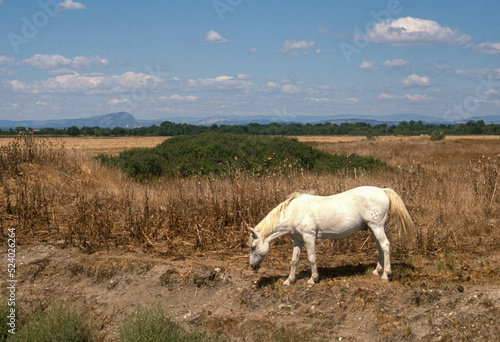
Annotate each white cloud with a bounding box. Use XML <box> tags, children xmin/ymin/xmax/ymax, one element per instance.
<box><xmin>280</xmin><ymin>40</ymin><xmax>315</xmax><ymax>53</ymax></box>
<box><xmin>306</xmin><ymin>97</ymin><xmax>330</xmax><ymax>102</ymax></box>
<box><xmin>23</xmin><ymin>54</ymin><xmax>108</xmax><ymax>70</ymax></box>
<box><xmin>378</xmin><ymin>93</ymin><xmax>433</xmax><ymax>102</ymax></box>
<box><xmin>360</xmin><ymin>17</ymin><xmax>471</xmax><ymax>46</ymax></box>
<box><xmin>480</xmin><ymin>99</ymin><xmax>500</xmax><ymax>105</ymax></box>
<box><xmin>71</xmin><ymin>56</ymin><xmax>109</xmax><ymax>69</ymax></box>
<box><xmin>250</xmin><ymin>47</ymin><xmax>258</xmax><ymax>53</ymax></box>
<box><xmin>205</xmin><ymin>30</ymin><xmax>229</xmax><ymax>44</ymax></box>
<box><xmin>167</xmin><ymin>95</ymin><xmax>199</xmax><ymax>102</ymax></box>
<box><xmin>58</xmin><ymin>0</ymin><xmax>86</xmax><ymax>10</ymax></box>
<box><xmin>378</xmin><ymin>93</ymin><xmax>400</xmax><ymax>100</ymax></box>
<box><xmin>281</xmin><ymin>84</ymin><xmax>301</xmax><ymax>94</ymax></box>
<box><xmin>318</xmin><ymin>26</ymin><xmax>331</xmax><ymax>36</ymax></box>
<box><xmin>108</xmin><ymin>98</ymin><xmax>131</xmax><ymax>106</ymax></box>
<box><xmin>237</xmin><ymin>73</ymin><xmax>251</xmax><ymax>80</ymax></box>
<box><xmin>0</xmin><ymin>56</ymin><xmax>19</xmax><ymax>68</ymax></box>
<box><xmin>402</xmin><ymin>74</ymin><xmax>430</xmax><ymax>87</ymax></box>
<box><xmin>466</xmin><ymin>42</ymin><xmax>500</xmax><ymax>55</ymax></box>
<box><xmin>24</xmin><ymin>54</ymin><xmax>71</xmax><ymax>69</ymax></box>
<box><xmin>382</xmin><ymin>59</ymin><xmax>411</xmax><ymax>67</ymax></box>
<box><xmin>404</xmin><ymin>94</ymin><xmax>433</xmax><ymax>102</ymax></box>
<box><xmin>359</xmin><ymin>61</ymin><xmax>376</xmax><ymax>70</ymax></box>
<box><xmin>186</xmin><ymin>75</ymin><xmax>255</xmax><ymax>93</ymax></box>
<box><xmin>485</xmin><ymin>89</ymin><xmax>500</xmax><ymax>96</ymax></box>
<box><xmin>5</xmin><ymin>72</ymin><xmax>164</xmax><ymax>95</ymax></box>
<box><xmin>426</xmin><ymin>62</ymin><xmax>451</xmax><ymax>76</ymax></box>
<box><xmin>35</xmin><ymin>101</ymin><xmax>48</xmax><ymax>106</ymax></box>
<box><xmin>456</xmin><ymin>68</ymin><xmax>500</xmax><ymax>79</ymax></box>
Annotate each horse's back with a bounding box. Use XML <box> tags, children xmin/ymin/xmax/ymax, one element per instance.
<box><xmin>285</xmin><ymin>186</ymin><xmax>390</xmax><ymax>239</ymax></box>
<box><xmin>340</xmin><ymin>186</ymin><xmax>390</xmax><ymax>220</ymax></box>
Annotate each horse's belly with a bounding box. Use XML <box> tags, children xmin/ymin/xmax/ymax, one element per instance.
<box><xmin>316</xmin><ymin>228</ymin><xmax>362</xmax><ymax>240</ymax></box>
<box><xmin>315</xmin><ymin>218</ymin><xmax>366</xmax><ymax>240</ymax></box>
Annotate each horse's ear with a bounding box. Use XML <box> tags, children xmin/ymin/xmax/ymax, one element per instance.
<box><xmin>247</xmin><ymin>224</ymin><xmax>261</xmax><ymax>240</ymax></box>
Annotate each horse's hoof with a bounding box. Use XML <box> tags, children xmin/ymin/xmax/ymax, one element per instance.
<box><xmin>283</xmin><ymin>280</ymin><xmax>291</xmax><ymax>287</ymax></box>
<box><xmin>306</xmin><ymin>283</ymin><xmax>315</xmax><ymax>288</ymax></box>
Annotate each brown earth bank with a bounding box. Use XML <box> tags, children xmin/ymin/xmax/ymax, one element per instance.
<box><xmin>5</xmin><ymin>243</ymin><xmax>499</xmax><ymax>341</ymax></box>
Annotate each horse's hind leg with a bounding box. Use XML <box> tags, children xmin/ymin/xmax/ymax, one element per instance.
<box><xmin>283</xmin><ymin>240</ymin><xmax>302</xmax><ymax>286</ymax></box>
<box><xmin>304</xmin><ymin>235</ymin><xmax>319</xmax><ymax>286</ymax></box>
<box><xmin>370</xmin><ymin>230</ymin><xmax>384</xmax><ymax>276</ymax></box>
<box><xmin>368</xmin><ymin>223</ymin><xmax>391</xmax><ymax>280</ymax></box>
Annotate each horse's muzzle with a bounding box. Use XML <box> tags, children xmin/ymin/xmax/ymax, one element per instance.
<box><xmin>251</xmin><ymin>264</ymin><xmax>260</xmax><ymax>271</ymax></box>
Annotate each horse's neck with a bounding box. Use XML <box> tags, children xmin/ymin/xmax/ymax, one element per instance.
<box><xmin>264</xmin><ymin>224</ymin><xmax>290</xmax><ymax>243</ymax></box>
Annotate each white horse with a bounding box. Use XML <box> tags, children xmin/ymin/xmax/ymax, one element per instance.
<box><xmin>248</xmin><ymin>186</ymin><xmax>415</xmax><ymax>286</ymax></box>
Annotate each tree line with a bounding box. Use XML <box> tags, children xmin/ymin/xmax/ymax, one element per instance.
<box><xmin>1</xmin><ymin>119</ymin><xmax>499</xmax><ymax>137</ymax></box>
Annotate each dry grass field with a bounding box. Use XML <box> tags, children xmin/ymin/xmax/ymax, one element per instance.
<box><xmin>0</xmin><ymin>133</ymin><xmax>498</xmax><ymax>341</ymax></box>
<box><xmin>0</xmin><ymin>136</ymin><xmax>170</xmax><ymax>157</ymax></box>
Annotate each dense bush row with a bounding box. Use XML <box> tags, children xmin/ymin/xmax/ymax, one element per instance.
<box><xmin>2</xmin><ymin>119</ymin><xmax>499</xmax><ymax>137</ymax></box>
<box><xmin>95</xmin><ymin>133</ymin><xmax>387</xmax><ymax>180</ymax></box>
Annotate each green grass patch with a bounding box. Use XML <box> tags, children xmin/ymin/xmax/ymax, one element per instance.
<box><xmin>96</xmin><ymin>133</ymin><xmax>387</xmax><ymax>180</ymax></box>
<box><xmin>10</xmin><ymin>302</ymin><xmax>93</xmax><ymax>342</ymax></box>
<box><xmin>0</xmin><ymin>295</ymin><xmax>13</xmax><ymax>342</ymax></box>
<box><xmin>119</xmin><ymin>306</ymin><xmax>220</xmax><ymax>342</ymax></box>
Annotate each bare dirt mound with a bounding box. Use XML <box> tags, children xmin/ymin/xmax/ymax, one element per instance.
<box><xmin>11</xmin><ymin>244</ymin><xmax>499</xmax><ymax>341</ymax></box>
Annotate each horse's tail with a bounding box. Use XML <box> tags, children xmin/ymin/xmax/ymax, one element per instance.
<box><xmin>383</xmin><ymin>188</ymin><xmax>415</xmax><ymax>241</ymax></box>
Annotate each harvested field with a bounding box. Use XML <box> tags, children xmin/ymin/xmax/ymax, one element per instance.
<box><xmin>0</xmin><ymin>134</ymin><xmax>498</xmax><ymax>341</ymax></box>
<box><xmin>0</xmin><ymin>136</ymin><xmax>170</xmax><ymax>157</ymax></box>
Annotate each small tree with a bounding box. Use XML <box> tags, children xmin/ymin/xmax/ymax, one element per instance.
<box><xmin>430</xmin><ymin>130</ymin><xmax>445</xmax><ymax>141</ymax></box>
<box><xmin>67</xmin><ymin>126</ymin><xmax>81</xmax><ymax>136</ymax></box>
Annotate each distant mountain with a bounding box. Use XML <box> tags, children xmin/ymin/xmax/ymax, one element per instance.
<box><xmin>190</xmin><ymin>117</ymin><xmax>235</xmax><ymax>126</ymax></box>
<box><xmin>0</xmin><ymin>112</ymin><xmax>140</xmax><ymax>130</ymax></box>
<box><xmin>461</xmin><ymin>115</ymin><xmax>500</xmax><ymax>124</ymax></box>
<box><xmin>79</xmin><ymin>112</ymin><xmax>139</xmax><ymax>128</ymax></box>
<box><xmin>1</xmin><ymin>112</ymin><xmax>498</xmax><ymax>130</ymax></box>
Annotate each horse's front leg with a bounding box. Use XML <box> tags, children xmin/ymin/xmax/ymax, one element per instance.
<box><xmin>303</xmin><ymin>235</ymin><xmax>319</xmax><ymax>286</ymax></box>
<box><xmin>284</xmin><ymin>240</ymin><xmax>303</xmax><ymax>286</ymax></box>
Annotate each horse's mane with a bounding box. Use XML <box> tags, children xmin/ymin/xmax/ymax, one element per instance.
<box><xmin>253</xmin><ymin>191</ymin><xmax>312</xmax><ymax>239</ymax></box>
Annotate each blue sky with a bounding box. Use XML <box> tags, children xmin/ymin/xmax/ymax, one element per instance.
<box><xmin>1</xmin><ymin>0</ymin><xmax>499</xmax><ymax>122</ymax></box>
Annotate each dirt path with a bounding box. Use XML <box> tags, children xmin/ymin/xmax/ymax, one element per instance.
<box><xmin>8</xmin><ymin>244</ymin><xmax>499</xmax><ymax>341</ymax></box>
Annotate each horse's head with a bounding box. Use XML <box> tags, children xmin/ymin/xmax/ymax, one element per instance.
<box><xmin>248</xmin><ymin>227</ymin><xmax>269</xmax><ymax>271</ymax></box>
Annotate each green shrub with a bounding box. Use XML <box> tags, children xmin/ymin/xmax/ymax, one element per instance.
<box><xmin>97</xmin><ymin>133</ymin><xmax>387</xmax><ymax>180</ymax></box>
<box><xmin>119</xmin><ymin>306</ymin><xmax>218</xmax><ymax>342</ymax></box>
<box><xmin>11</xmin><ymin>302</ymin><xmax>93</xmax><ymax>342</ymax></box>
<box><xmin>430</xmin><ymin>130</ymin><xmax>446</xmax><ymax>141</ymax></box>
<box><xmin>0</xmin><ymin>296</ymin><xmax>12</xmax><ymax>342</ymax></box>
